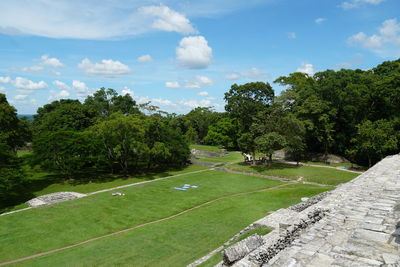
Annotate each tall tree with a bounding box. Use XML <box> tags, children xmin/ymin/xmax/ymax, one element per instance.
<box><xmin>224</xmin><ymin>82</ymin><xmax>274</xmax><ymax>132</ymax></box>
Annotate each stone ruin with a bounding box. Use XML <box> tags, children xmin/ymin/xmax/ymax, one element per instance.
<box><xmin>201</xmin><ymin>154</ymin><xmax>400</xmax><ymax>267</ymax></box>
<box><xmin>26</xmin><ymin>192</ymin><xmax>87</xmax><ymax>207</ymax></box>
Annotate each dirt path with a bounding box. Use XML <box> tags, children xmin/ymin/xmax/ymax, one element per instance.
<box><xmin>0</xmin><ymin>183</ymin><xmax>291</xmax><ymax>266</ymax></box>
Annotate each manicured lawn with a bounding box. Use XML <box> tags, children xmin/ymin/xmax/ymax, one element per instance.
<box><xmin>227</xmin><ymin>162</ymin><xmax>359</xmax><ymax>186</ymax></box>
<box><xmin>194</xmin><ymin>151</ymin><xmax>243</xmax><ymax>164</ymax></box>
<box><xmin>190</xmin><ymin>144</ymin><xmax>224</xmax><ymax>153</ymax></box>
<box><xmin>0</xmin><ymin>170</ymin><xmax>287</xmax><ymax>262</ymax></box>
<box><xmin>7</xmin><ymin>184</ymin><xmax>330</xmax><ymax>267</ymax></box>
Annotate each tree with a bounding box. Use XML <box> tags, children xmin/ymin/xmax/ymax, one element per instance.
<box><xmin>224</xmin><ymin>82</ymin><xmax>274</xmax><ymax>132</ymax></box>
<box><xmin>184</xmin><ymin>107</ymin><xmax>222</xmax><ymax>143</ymax></box>
<box><xmin>32</xmin><ymin>130</ymin><xmax>96</xmax><ymax>179</ymax></box>
<box><xmin>84</xmin><ymin>88</ymin><xmax>140</xmax><ymax>118</ymax></box>
<box><xmin>0</xmin><ymin>142</ymin><xmax>27</xmax><ymax>209</ymax></box>
<box><xmin>204</xmin><ymin>118</ymin><xmax>239</xmax><ymax>149</ymax></box>
<box><xmin>255</xmin><ymin>132</ymin><xmax>286</xmax><ymax>167</ymax></box>
<box><xmin>33</xmin><ymin>99</ymin><xmax>95</xmax><ymax>133</ymax></box>
<box><xmin>351</xmin><ymin>120</ymin><xmax>398</xmax><ymax>167</ymax></box>
<box><xmin>0</xmin><ymin>93</ymin><xmax>31</xmax><ymax>150</ymax></box>
<box><xmin>238</xmin><ymin>132</ymin><xmax>258</xmax><ymax>165</ymax></box>
<box><xmin>90</xmin><ymin>113</ymin><xmax>147</xmax><ymax>175</ymax></box>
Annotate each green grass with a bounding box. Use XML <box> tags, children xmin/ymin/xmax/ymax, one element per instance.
<box><xmin>0</xmin><ymin>170</ymin><xmax>287</xmax><ymax>262</ymax></box>
<box><xmin>190</xmin><ymin>144</ymin><xmax>224</xmax><ymax>153</ymax></box>
<box><xmin>228</xmin><ymin>162</ymin><xmax>359</xmax><ymax>186</ymax></box>
<box><xmin>302</xmin><ymin>161</ymin><xmax>363</xmax><ymax>169</ymax></box>
<box><xmin>193</xmin><ymin>151</ymin><xmax>243</xmax><ymax>164</ymax></box>
<box><xmin>5</xmin><ymin>183</ymin><xmax>330</xmax><ymax>267</ymax></box>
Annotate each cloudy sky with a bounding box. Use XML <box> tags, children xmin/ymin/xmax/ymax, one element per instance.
<box><xmin>0</xmin><ymin>0</ymin><xmax>399</xmax><ymax>114</ymax></box>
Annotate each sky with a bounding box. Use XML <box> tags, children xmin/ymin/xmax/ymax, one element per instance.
<box><xmin>0</xmin><ymin>0</ymin><xmax>399</xmax><ymax>114</ymax></box>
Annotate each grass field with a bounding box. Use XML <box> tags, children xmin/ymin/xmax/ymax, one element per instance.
<box><xmin>1</xmin><ymin>179</ymin><xmax>330</xmax><ymax>266</ymax></box>
<box><xmin>190</xmin><ymin>144</ymin><xmax>224</xmax><ymax>153</ymax></box>
<box><xmin>1</xmin><ymin>147</ymin><xmax>360</xmax><ymax>266</ymax></box>
<box><xmin>227</xmin><ymin>162</ymin><xmax>359</xmax><ymax>186</ymax></box>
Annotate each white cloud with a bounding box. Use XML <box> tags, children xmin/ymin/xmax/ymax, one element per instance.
<box><xmin>121</xmin><ymin>86</ymin><xmax>134</xmax><ymax>96</ymax></box>
<box><xmin>184</xmin><ymin>75</ymin><xmax>213</xmax><ymax>89</ymax></box>
<box><xmin>225</xmin><ymin>67</ymin><xmax>267</xmax><ymax>80</ymax></box>
<box><xmin>12</xmin><ymin>77</ymin><xmax>48</xmax><ymax>90</ymax></box>
<box><xmin>0</xmin><ymin>1</ymin><xmax>270</xmax><ymax>39</ymax></box>
<box><xmin>340</xmin><ymin>0</ymin><xmax>384</xmax><ymax>9</ymax></box>
<box><xmin>315</xmin><ymin>18</ymin><xmax>326</xmax><ymax>24</ymax></box>
<box><xmin>348</xmin><ymin>18</ymin><xmax>400</xmax><ymax>56</ymax></box>
<box><xmin>288</xmin><ymin>32</ymin><xmax>296</xmax><ymax>39</ymax></box>
<box><xmin>165</xmin><ymin>81</ymin><xmax>181</xmax><ymax>88</ymax></box>
<box><xmin>197</xmin><ymin>91</ymin><xmax>209</xmax><ymax>96</ymax></box>
<box><xmin>139</xmin><ymin>5</ymin><xmax>197</xmax><ymax>34</ymax></box>
<box><xmin>48</xmin><ymin>89</ymin><xmax>70</xmax><ymax>101</ymax></box>
<box><xmin>21</xmin><ymin>65</ymin><xmax>43</xmax><ymax>72</ymax></box>
<box><xmin>0</xmin><ymin>76</ymin><xmax>11</xmax><ymax>83</ymax></box>
<box><xmin>176</xmin><ymin>36</ymin><xmax>213</xmax><ymax>69</ymax></box>
<box><xmin>136</xmin><ymin>54</ymin><xmax>153</xmax><ymax>63</ymax></box>
<box><xmin>152</xmin><ymin>98</ymin><xmax>177</xmax><ymax>107</ymax></box>
<box><xmin>53</xmin><ymin>80</ymin><xmax>70</xmax><ymax>91</ymax></box>
<box><xmin>0</xmin><ymin>86</ymin><xmax>5</xmax><ymax>91</ymax></box>
<box><xmin>72</xmin><ymin>80</ymin><xmax>95</xmax><ymax>98</ymax></box>
<box><xmin>296</xmin><ymin>63</ymin><xmax>314</xmax><ymax>75</ymax></box>
<box><xmin>50</xmin><ymin>71</ymin><xmax>61</xmax><ymax>76</ymax></box>
<box><xmin>14</xmin><ymin>94</ymin><xmax>28</xmax><ymax>100</ymax></box>
<box><xmin>78</xmin><ymin>58</ymin><xmax>132</xmax><ymax>77</ymax></box>
<box><xmin>41</xmin><ymin>55</ymin><xmax>63</xmax><ymax>68</ymax></box>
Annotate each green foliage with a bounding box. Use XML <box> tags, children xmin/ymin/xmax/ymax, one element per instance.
<box><xmin>204</xmin><ymin>118</ymin><xmax>239</xmax><ymax>149</ymax></box>
<box><xmin>0</xmin><ymin>93</ymin><xmax>31</xmax><ymax>150</ymax></box>
<box><xmin>351</xmin><ymin>120</ymin><xmax>398</xmax><ymax>167</ymax></box>
<box><xmin>84</xmin><ymin>87</ymin><xmax>140</xmax><ymax>118</ymax></box>
<box><xmin>224</xmin><ymin>82</ymin><xmax>274</xmax><ymax>131</ymax></box>
<box><xmin>32</xmin><ymin>130</ymin><xmax>97</xmax><ymax>178</ymax></box>
<box><xmin>0</xmin><ymin>143</ymin><xmax>27</xmax><ymax>209</ymax></box>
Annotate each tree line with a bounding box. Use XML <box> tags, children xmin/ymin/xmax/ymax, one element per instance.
<box><xmin>1</xmin><ymin>58</ymin><xmax>399</xmax><ymax>208</ymax></box>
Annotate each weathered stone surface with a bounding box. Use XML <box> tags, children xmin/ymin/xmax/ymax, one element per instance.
<box><xmin>26</xmin><ymin>192</ymin><xmax>87</xmax><ymax>207</ymax></box>
<box><xmin>223</xmin><ymin>234</ymin><xmax>264</xmax><ymax>264</ymax></box>
<box><xmin>229</xmin><ymin>154</ymin><xmax>400</xmax><ymax>267</ymax></box>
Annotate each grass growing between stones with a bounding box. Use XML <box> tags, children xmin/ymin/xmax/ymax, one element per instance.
<box><xmin>6</xmin><ymin>184</ymin><xmax>331</xmax><ymax>267</ymax></box>
<box><xmin>0</xmin><ymin>170</ymin><xmax>286</xmax><ymax>262</ymax></box>
<box><xmin>228</xmin><ymin>162</ymin><xmax>359</xmax><ymax>186</ymax></box>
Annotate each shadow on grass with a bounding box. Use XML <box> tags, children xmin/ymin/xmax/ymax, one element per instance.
<box><xmin>1</xmin><ymin>164</ymin><xmax>189</xmax><ymax>213</ymax></box>
<box><xmin>236</xmin><ymin>161</ymin><xmax>299</xmax><ymax>173</ymax></box>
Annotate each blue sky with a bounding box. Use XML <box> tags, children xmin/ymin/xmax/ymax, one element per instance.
<box><xmin>0</xmin><ymin>0</ymin><xmax>399</xmax><ymax>114</ymax></box>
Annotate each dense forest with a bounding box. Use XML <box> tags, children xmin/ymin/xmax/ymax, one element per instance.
<box><xmin>1</xmin><ymin>58</ymin><xmax>399</xmax><ymax>208</ymax></box>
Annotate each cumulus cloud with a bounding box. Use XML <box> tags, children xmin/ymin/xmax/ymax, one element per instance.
<box><xmin>41</xmin><ymin>55</ymin><xmax>63</xmax><ymax>67</ymax></box>
<box><xmin>12</xmin><ymin>77</ymin><xmax>48</xmax><ymax>90</ymax></box>
<box><xmin>136</xmin><ymin>54</ymin><xmax>153</xmax><ymax>63</ymax></box>
<box><xmin>340</xmin><ymin>0</ymin><xmax>384</xmax><ymax>9</ymax></box>
<box><xmin>176</xmin><ymin>36</ymin><xmax>213</xmax><ymax>69</ymax></box>
<box><xmin>0</xmin><ymin>76</ymin><xmax>11</xmax><ymax>84</ymax></box>
<box><xmin>72</xmin><ymin>80</ymin><xmax>94</xmax><ymax>98</ymax></box>
<box><xmin>225</xmin><ymin>67</ymin><xmax>267</xmax><ymax>80</ymax></box>
<box><xmin>348</xmin><ymin>18</ymin><xmax>400</xmax><ymax>56</ymax></box>
<box><xmin>14</xmin><ymin>94</ymin><xmax>28</xmax><ymax>100</ymax></box>
<box><xmin>288</xmin><ymin>32</ymin><xmax>296</xmax><ymax>39</ymax></box>
<box><xmin>21</xmin><ymin>65</ymin><xmax>43</xmax><ymax>72</ymax></box>
<box><xmin>197</xmin><ymin>91</ymin><xmax>208</xmax><ymax>96</ymax></box>
<box><xmin>53</xmin><ymin>80</ymin><xmax>70</xmax><ymax>91</ymax></box>
<box><xmin>296</xmin><ymin>63</ymin><xmax>314</xmax><ymax>75</ymax></box>
<box><xmin>184</xmin><ymin>75</ymin><xmax>213</xmax><ymax>89</ymax></box>
<box><xmin>78</xmin><ymin>58</ymin><xmax>132</xmax><ymax>77</ymax></box>
<box><xmin>139</xmin><ymin>5</ymin><xmax>197</xmax><ymax>34</ymax></box>
<box><xmin>48</xmin><ymin>89</ymin><xmax>70</xmax><ymax>101</ymax></box>
<box><xmin>165</xmin><ymin>81</ymin><xmax>181</xmax><ymax>88</ymax></box>
<box><xmin>121</xmin><ymin>86</ymin><xmax>134</xmax><ymax>96</ymax></box>
<box><xmin>0</xmin><ymin>86</ymin><xmax>5</xmax><ymax>91</ymax></box>
<box><xmin>315</xmin><ymin>18</ymin><xmax>326</xmax><ymax>24</ymax></box>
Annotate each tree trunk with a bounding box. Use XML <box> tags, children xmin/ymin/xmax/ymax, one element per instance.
<box><xmin>268</xmin><ymin>154</ymin><xmax>272</xmax><ymax>168</ymax></box>
<box><xmin>252</xmin><ymin>151</ymin><xmax>256</xmax><ymax>166</ymax></box>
